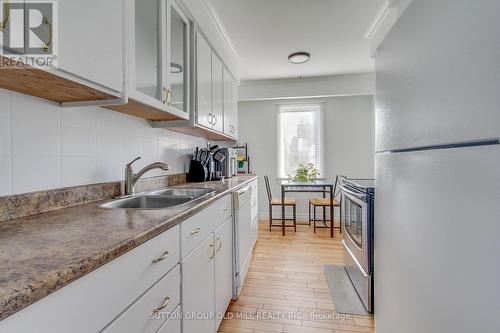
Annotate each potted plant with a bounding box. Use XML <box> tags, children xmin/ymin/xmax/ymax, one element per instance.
<box><xmin>288</xmin><ymin>163</ymin><xmax>319</xmax><ymax>182</ymax></box>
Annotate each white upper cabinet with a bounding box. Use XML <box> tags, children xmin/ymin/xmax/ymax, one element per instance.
<box><xmin>196</xmin><ymin>32</ymin><xmax>213</xmax><ymax>129</ymax></box>
<box><xmin>110</xmin><ymin>0</ymin><xmax>191</xmax><ymax>120</ymax></box>
<box><xmin>133</xmin><ymin>0</ymin><xmax>163</xmax><ymax>107</ymax></box>
<box><xmin>223</xmin><ymin>68</ymin><xmax>238</xmax><ymax>138</ymax></box>
<box><xmin>58</xmin><ymin>0</ymin><xmax>124</xmax><ymax>95</ymax></box>
<box><xmin>211</xmin><ymin>53</ymin><xmax>224</xmax><ymax>133</ymax></box>
<box><xmin>196</xmin><ymin>31</ymin><xmax>223</xmax><ymax>133</ymax></box>
<box><xmin>0</xmin><ymin>0</ymin><xmax>126</xmax><ymax>105</ymax></box>
<box><xmin>165</xmin><ymin>0</ymin><xmax>190</xmax><ymax>118</ymax></box>
<box><xmin>149</xmin><ymin>4</ymin><xmax>240</xmax><ymax>141</ymax></box>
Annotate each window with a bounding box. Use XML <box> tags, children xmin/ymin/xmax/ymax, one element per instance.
<box><xmin>277</xmin><ymin>104</ymin><xmax>323</xmax><ymax>179</ymax></box>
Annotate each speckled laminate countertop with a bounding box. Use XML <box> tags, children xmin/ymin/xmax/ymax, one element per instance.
<box><xmin>0</xmin><ymin>175</ymin><xmax>257</xmax><ymax>321</ymax></box>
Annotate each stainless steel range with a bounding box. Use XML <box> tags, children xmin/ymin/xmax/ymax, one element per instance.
<box><xmin>340</xmin><ymin>178</ymin><xmax>375</xmax><ymax>312</ymax></box>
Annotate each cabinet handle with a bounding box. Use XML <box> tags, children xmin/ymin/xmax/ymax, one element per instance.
<box><xmin>41</xmin><ymin>16</ymin><xmax>52</xmax><ymax>52</ymax></box>
<box><xmin>213</xmin><ymin>114</ymin><xmax>217</xmax><ymax>126</ymax></box>
<box><xmin>0</xmin><ymin>1</ymin><xmax>10</xmax><ymax>33</ymax></box>
<box><xmin>208</xmin><ymin>243</ymin><xmax>215</xmax><ymax>259</ymax></box>
<box><xmin>162</xmin><ymin>87</ymin><xmax>168</xmax><ymax>104</ymax></box>
<box><xmin>152</xmin><ymin>250</ymin><xmax>169</xmax><ymax>263</ymax></box>
<box><xmin>152</xmin><ymin>296</ymin><xmax>170</xmax><ymax>315</ymax></box>
<box><xmin>207</xmin><ymin>113</ymin><xmax>213</xmax><ymax>125</ymax></box>
<box><xmin>216</xmin><ymin>238</ymin><xmax>222</xmax><ymax>252</ymax></box>
<box><xmin>166</xmin><ymin>89</ymin><xmax>173</xmax><ymax>106</ymax></box>
<box><xmin>191</xmin><ymin>227</ymin><xmax>202</xmax><ymax>235</ymax></box>
<box><xmin>223</xmin><ymin>206</ymin><xmax>230</xmax><ymax>212</ymax></box>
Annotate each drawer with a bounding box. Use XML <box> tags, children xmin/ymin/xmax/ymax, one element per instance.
<box><xmin>0</xmin><ymin>225</ymin><xmax>180</xmax><ymax>333</ymax></box>
<box><xmin>251</xmin><ymin>184</ymin><xmax>258</xmax><ymax>220</ymax></box>
<box><xmin>103</xmin><ymin>265</ymin><xmax>181</xmax><ymax>333</ymax></box>
<box><xmin>181</xmin><ymin>195</ymin><xmax>231</xmax><ymax>258</ymax></box>
<box><xmin>157</xmin><ymin>306</ymin><xmax>181</xmax><ymax>333</ymax></box>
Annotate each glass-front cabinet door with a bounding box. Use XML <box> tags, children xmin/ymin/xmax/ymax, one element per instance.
<box><xmin>131</xmin><ymin>0</ymin><xmax>190</xmax><ymax>119</ymax></box>
<box><xmin>164</xmin><ymin>0</ymin><xmax>190</xmax><ymax>119</ymax></box>
<box><xmin>134</xmin><ymin>0</ymin><xmax>164</xmax><ymax>108</ymax></box>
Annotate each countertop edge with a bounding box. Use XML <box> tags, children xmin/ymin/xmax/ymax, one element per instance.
<box><xmin>0</xmin><ymin>175</ymin><xmax>258</xmax><ymax>321</ymax></box>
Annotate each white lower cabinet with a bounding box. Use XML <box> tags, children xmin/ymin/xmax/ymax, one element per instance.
<box><xmin>181</xmin><ymin>235</ymin><xmax>216</xmax><ymax>333</ymax></box>
<box><xmin>250</xmin><ymin>179</ymin><xmax>259</xmax><ymax>245</ymax></box>
<box><xmin>181</xmin><ymin>216</ymin><xmax>233</xmax><ymax>333</ymax></box>
<box><xmin>0</xmin><ymin>191</ymin><xmax>247</xmax><ymax>333</ymax></box>
<box><xmin>157</xmin><ymin>306</ymin><xmax>181</xmax><ymax>333</ymax></box>
<box><xmin>0</xmin><ymin>225</ymin><xmax>180</xmax><ymax>333</ymax></box>
<box><xmin>181</xmin><ymin>195</ymin><xmax>235</xmax><ymax>333</ymax></box>
<box><xmin>214</xmin><ymin>218</ymin><xmax>234</xmax><ymax>329</ymax></box>
<box><xmin>102</xmin><ymin>265</ymin><xmax>181</xmax><ymax>333</ymax></box>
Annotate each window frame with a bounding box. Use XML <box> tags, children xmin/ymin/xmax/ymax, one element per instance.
<box><xmin>276</xmin><ymin>103</ymin><xmax>324</xmax><ymax>180</ymax></box>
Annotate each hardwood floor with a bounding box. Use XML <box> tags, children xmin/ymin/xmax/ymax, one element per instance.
<box><xmin>218</xmin><ymin>220</ymin><xmax>374</xmax><ymax>333</ymax></box>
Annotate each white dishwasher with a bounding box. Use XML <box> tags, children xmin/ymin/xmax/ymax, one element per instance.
<box><xmin>232</xmin><ymin>184</ymin><xmax>255</xmax><ymax>299</ymax></box>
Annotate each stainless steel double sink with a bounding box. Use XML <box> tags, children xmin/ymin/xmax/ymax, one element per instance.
<box><xmin>99</xmin><ymin>188</ymin><xmax>215</xmax><ymax>210</ymax></box>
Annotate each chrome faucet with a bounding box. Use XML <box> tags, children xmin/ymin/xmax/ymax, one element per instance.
<box><xmin>124</xmin><ymin>157</ymin><xmax>170</xmax><ymax>196</ymax></box>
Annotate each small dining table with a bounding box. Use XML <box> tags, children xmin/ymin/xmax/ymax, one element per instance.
<box><xmin>280</xmin><ymin>180</ymin><xmax>336</xmax><ymax>237</ymax></box>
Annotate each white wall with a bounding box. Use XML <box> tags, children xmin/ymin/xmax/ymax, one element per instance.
<box><xmin>0</xmin><ymin>89</ymin><xmax>207</xmax><ymax>196</ymax></box>
<box><xmin>238</xmin><ymin>73</ymin><xmax>375</xmax><ymax>101</ymax></box>
<box><xmin>238</xmin><ymin>95</ymin><xmax>374</xmax><ymax>221</ymax></box>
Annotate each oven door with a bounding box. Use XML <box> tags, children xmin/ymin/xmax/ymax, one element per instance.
<box><xmin>341</xmin><ymin>186</ymin><xmax>370</xmax><ymax>274</ymax></box>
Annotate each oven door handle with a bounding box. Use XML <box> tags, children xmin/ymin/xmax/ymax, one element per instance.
<box><xmin>341</xmin><ymin>186</ymin><xmax>367</xmax><ymax>201</ymax></box>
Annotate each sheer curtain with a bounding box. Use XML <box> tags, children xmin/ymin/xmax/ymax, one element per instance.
<box><xmin>277</xmin><ymin>104</ymin><xmax>323</xmax><ymax>179</ymax></box>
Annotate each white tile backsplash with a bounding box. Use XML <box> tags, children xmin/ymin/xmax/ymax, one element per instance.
<box><xmin>0</xmin><ymin>89</ymin><xmax>207</xmax><ymax>195</ymax></box>
<box><xmin>0</xmin><ymin>94</ymin><xmax>10</xmax><ymax>158</ymax></box>
<box><xmin>11</xmin><ymin>122</ymin><xmax>60</xmax><ymax>157</ymax></box>
<box><xmin>62</xmin><ymin>126</ymin><xmax>97</xmax><ymax>157</ymax></box>
<box><xmin>62</xmin><ymin>156</ymin><xmax>98</xmax><ymax>187</ymax></box>
<box><xmin>97</xmin><ymin>132</ymin><xmax>122</xmax><ymax>182</ymax></box>
<box><xmin>61</xmin><ymin>106</ymin><xmax>96</xmax><ymax>129</ymax></box>
<box><xmin>12</xmin><ymin>156</ymin><xmax>61</xmax><ymax>193</ymax></box>
<box><xmin>96</xmin><ymin>108</ymin><xmax>122</xmax><ymax>134</ymax></box>
<box><xmin>11</xmin><ymin>93</ymin><xmax>60</xmax><ymax>125</ymax></box>
<box><xmin>122</xmin><ymin>135</ymin><xmax>142</xmax><ymax>168</ymax></box>
<box><xmin>0</xmin><ymin>158</ymin><xmax>11</xmax><ymax>196</ymax></box>
<box><xmin>142</xmin><ymin>136</ymin><xmax>158</xmax><ymax>157</ymax></box>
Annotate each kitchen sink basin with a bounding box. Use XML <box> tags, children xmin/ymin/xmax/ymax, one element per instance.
<box><xmin>99</xmin><ymin>195</ymin><xmax>193</xmax><ymax>210</ymax></box>
<box><xmin>99</xmin><ymin>188</ymin><xmax>215</xmax><ymax>210</ymax></box>
<box><xmin>148</xmin><ymin>188</ymin><xmax>215</xmax><ymax>198</ymax></box>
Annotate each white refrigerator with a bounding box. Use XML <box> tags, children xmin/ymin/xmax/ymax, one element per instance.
<box><xmin>374</xmin><ymin>1</ymin><xmax>500</xmax><ymax>332</ymax></box>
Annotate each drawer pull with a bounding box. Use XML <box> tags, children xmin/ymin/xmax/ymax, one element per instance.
<box><xmin>209</xmin><ymin>243</ymin><xmax>215</xmax><ymax>259</ymax></box>
<box><xmin>191</xmin><ymin>227</ymin><xmax>202</xmax><ymax>235</ymax></box>
<box><xmin>152</xmin><ymin>296</ymin><xmax>170</xmax><ymax>315</ymax></box>
<box><xmin>223</xmin><ymin>206</ymin><xmax>230</xmax><ymax>212</ymax></box>
<box><xmin>216</xmin><ymin>238</ymin><xmax>222</xmax><ymax>252</ymax></box>
<box><xmin>152</xmin><ymin>251</ymin><xmax>169</xmax><ymax>263</ymax></box>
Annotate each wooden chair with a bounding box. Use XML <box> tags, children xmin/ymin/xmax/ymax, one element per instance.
<box><xmin>308</xmin><ymin>175</ymin><xmax>343</xmax><ymax>233</ymax></box>
<box><xmin>264</xmin><ymin>175</ymin><xmax>297</xmax><ymax>232</ymax></box>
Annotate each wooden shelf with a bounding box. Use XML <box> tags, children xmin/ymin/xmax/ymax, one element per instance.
<box><xmin>106</xmin><ymin>99</ymin><xmax>183</xmax><ymax>121</ymax></box>
<box><xmin>166</xmin><ymin>124</ymin><xmax>236</xmax><ymax>141</ymax></box>
<box><xmin>0</xmin><ymin>56</ymin><xmax>119</xmax><ymax>104</ymax></box>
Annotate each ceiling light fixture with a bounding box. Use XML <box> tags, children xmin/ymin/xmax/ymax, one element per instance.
<box><xmin>288</xmin><ymin>52</ymin><xmax>310</xmax><ymax>64</ymax></box>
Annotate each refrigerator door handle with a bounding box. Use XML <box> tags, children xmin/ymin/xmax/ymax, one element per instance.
<box><xmin>341</xmin><ymin>186</ymin><xmax>367</xmax><ymax>201</ymax></box>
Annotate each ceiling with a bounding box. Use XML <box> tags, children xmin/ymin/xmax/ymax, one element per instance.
<box><xmin>211</xmin><ymin>0</ymin><xmax>385</xmax><ymax>80</ymax></box>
